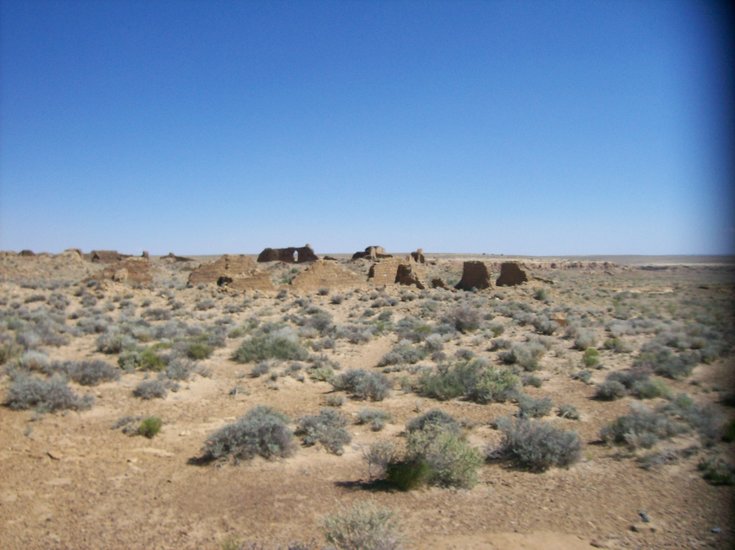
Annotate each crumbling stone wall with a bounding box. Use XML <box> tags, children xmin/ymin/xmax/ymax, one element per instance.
<box><xmin>455</xmin><ymin>261</ymin><xmax>491</xmax><ymax>291</ymax></box>
<box><xmin>257</xmin><ymin>245</ymin><xmax>318</xmax><ymax>263</ymax></box>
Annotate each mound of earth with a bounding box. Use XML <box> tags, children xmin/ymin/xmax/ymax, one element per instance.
<box><xmin>91</xmin><ymin>258</ymin><xmax>153</xmax><ymax>286</ymax></box>
<box><xmin>291</xmin><ymin>259</ymin><xmax>365</xmax><ymax>290</ymax></box>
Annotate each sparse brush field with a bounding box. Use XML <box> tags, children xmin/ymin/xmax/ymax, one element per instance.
<box><xmin>0</xmin><ymin>252</ymin><xmax>733</xmax><ymax>549</ymax></box>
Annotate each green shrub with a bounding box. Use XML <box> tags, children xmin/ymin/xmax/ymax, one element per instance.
<box><xmin>232</xmin><ymin>331</ymin><xmax>308</xmax><ymax>363</ymax></box>
<box><xmin>332</xmin><ymin>369</ymin><xmax>391</xmax><ymax>401</ymax></box>
<box><xmin>5</xmin><ymin>375</ymin><xmax>93</xmax><ymax>412</ymax></box>
<box><xmin>631</xmin><ymin>378</ymin><xmax>672</xmax><ymax>399</ymax></box>
<box><xmin>386</xmin><ymin>459</ymin><xmax>433</xmax><ymax>491</ymax></box>
<box><xmin>582</xmin><ymin>348</ymin><xmax>599</xmax><ymax>367</ymax></box>
<box><xmin>698</xmin><ymin>456</ymin><xmax>735</xmax><ymax>485</ymax></box>
<box><xmin>118</xmin><ymin>348</ymin><xmax>167</xmax><ymax>372</ymax></box>
<box><xmin>406</xmin><ymin>424</ymin><xmax>481</xmax><ymax>488</ymax></box>
<box><xmin>295</xmin><ymin>409</ymin><xmax>351</xmax><ymax>455</ymax></box>
<box><xmin>138</xmin><ymin>416</ymin><xmax>163</xmax><ymax>438</ymax></box>
<box><xmin>323</xmin><ymin>501</ymin><xmax>401</xmax><ymax>550</ymax></box>
<box><xmin>722</xmin><ymin>419</ymin><xmax>735</xmax><ymax>443</ymax></box>
<box><xmin>492</xmin><ymin>417</ymin><xmax>581</xmax><ymax>472</ymax></box>
<box><xmin>202</xmin><ymin>406</ymin><xmax>294</xmax><ymax>462</ymax></box>
<box><xmin>186</xmin><ymin>342</ymin><xmax>213</xmax><ymax>360</ymax></box>
<box><xmin>417</xmin><ymin>358</ymin><xmax>519</xmax><ymax>404</ymax></box>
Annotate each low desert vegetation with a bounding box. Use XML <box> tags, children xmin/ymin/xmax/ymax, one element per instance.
<box><xmin>490</xmin><ymin>416</ymin><xmax>582</xmax><ymax>472</ymax></box>
<box><xmin>322</xmin><ymin>501</ymin><xmax>401</xmax><ymax>550</ymax></box>
<box><xmin>200</xmin><ymin>406</ymin><xmax>295</xmax><ymax>463</ymax></box>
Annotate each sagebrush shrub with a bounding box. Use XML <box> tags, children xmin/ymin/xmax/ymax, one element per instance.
<box><xmin>406</xmin><ymin>409</ymin><xmax>460</xmax><ymax>434</ymax></box>
<box><xmin>493</xmin><ymin>417</ymin><xmax>581</xmax><ymax>472</ymax></box>
<box><xmin>600</xmin><ymin>404</ymin><xmax>686</xmax><ymax>449</ymax></box>
<box><xmin>61</xmin><ymin>360</ymin><xmax>120</xmax><ymax>386</ymax></box>
<box><xmin>356</xmin><ymin>408</ymin><xmax>391</xmax><ymax>431</ymax></box>
<box><xmin>202</xmin><ymin>406</ymin><xmax>294</xmax><ymax>462</ymax></box>
<box><xmin>296</xmin><ymin>409</ymin><xmax>351</xmax><ymax>454</ymax></box>
<box><xmin>405</xmin><ymin>423</ymin><xmax>481</xmax><ymax>488</ymax></box>
<box><xmin>232</xmin><ymin>330</ymin><xmax>308</xmax><ymax>363</ymax></box>
<box><xmin>132</xmin><ymin>379</ymin><xmax>168</xmax><ymax>400</ymax></box>
<box><xmin>378</xmin><ymin>341</ymin><xmax>427</xmax><ymax>367</ymax></box>
<box><xmin>332</xmin><ymin>369</ymin><xmax>390</xmax><ymax>401</ymax></box>
<box><xmin>5</xmin><ymin>375</ymin><xmax>93</xmax><ymax>412</ymax></box>
<box><xmin>499</xmin><ymin>342</ymin><xmax>546</xmax><ymax>371</ymax></box>
<box><xmin>517</xmin><ymin>394</ymin><xmax>553</xmax><ymax>418</ymax></box>
<box><xmin>417</xmin><ymin>358</ymin><xmax>519</xmax><ymax>404</ymax></box>
<box><xmin>322</xmin><ymin>501</ymin><xmax>401</xmax><ymax>550</ymax></box>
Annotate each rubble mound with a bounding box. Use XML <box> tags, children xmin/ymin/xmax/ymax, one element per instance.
<box><xmin>94</xmin><ymin>258</ymin><xmax>153</xmax><ymax>286</ymax></box>
<box><xmin>257</xmin><ymin>245</ymin><xmax>318</xmax><ymax>263</ymax></box>
<box><xmin>431</xmin><ymin>277</ymin><xmax>449</xmax><ymax>289</ymax></box>
<box><xmin>188</xmin><ymin>255</ymin><xmax>259</xmax><ymax>285</ymax></box>
<box><xmin>162</xmin><ymin>252</ymin><xmax>194</xmax><ymax>262</ymax></box>
<box><xmin>89</xmin><ymin>250</ymin><xmax>128</xmax><ymax>263</ymax></box>
<box><xmin>291</xmin><ymin>260</ymin><xmax>365</xmax><ymax>290</ymax></box>
<box><xmin>455</xmin><ymin>261</ymin><xmax>492</xmax><ymax>291</ymax></box>
<box><xmin>0</xmin><ymin>249</ymin><xmax>93</xmax><ymax>284</ymax></box>
<box><xmin>496</xmin><ymin>262</ymin><xmax>528</xmax><ymax>286</ymax></box>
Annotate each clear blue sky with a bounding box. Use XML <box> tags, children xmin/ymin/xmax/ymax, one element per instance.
<box><xmin>1</xmin><ymin>0</ymin><xmax>732</xmax><ymax>255</ymax></box>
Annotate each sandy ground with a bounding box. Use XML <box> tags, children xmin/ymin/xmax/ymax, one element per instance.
<box><xmin>0</xmin><ymin>251</ymin><xmax>733</xmax><ymax>549</ymax></box>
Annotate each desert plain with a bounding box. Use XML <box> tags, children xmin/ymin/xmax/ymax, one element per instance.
<box><xmin>0</xmin><ymin>247</ymin><xmax>733</xmax><ymax>549</ymax></box>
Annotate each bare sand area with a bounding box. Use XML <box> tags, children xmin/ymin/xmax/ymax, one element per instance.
<box><xmin>0</xmin><ymin>249</ymin><xmax>733</xmax><ymax>549</ymax></box>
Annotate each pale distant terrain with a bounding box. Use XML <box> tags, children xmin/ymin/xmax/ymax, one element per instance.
<box><xmin>0</xmin><ymin>248</ymin><xmax>733</xmax><ymax>549</ymax></box>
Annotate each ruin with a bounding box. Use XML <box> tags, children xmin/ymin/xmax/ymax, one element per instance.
<box><xmin>351</xmin><ymin>245</ymin><xmax>392</xmax><ymax>261</ymax></box>
<box><xmin>410</xmin><ymin>248</ymin><xmax>426</xmax><ymax>263</ymax></box>
<box><xmin>188</xmin><ymin>255</ymin><xmax>258</xmax><ymax>285</ymax></box>
<box><xmin>291</xmin><ymin>260</ymin><xmax>365</xmax><ymax>290</ymax></box>
<box><xmin>93</xmin><ymin>258</ymin><xmax>153</xmax><ymax>286</ymax></box>
<box><xmin>368</xmin><ymin>257</ymin><xmax>427</xmax><ymax>289</ymax></box>
<box><xmin>395</xmin><ymin>263</ymin><xmax>426</xmax><ymax>289</ymax></box>
<box><xmin>89</xmin><ymin>250</ymin><xmax>128</xmax><ymax>263</ymax></box>
<box><xmin>455</xmin><ymin>261</ymin><xmax>492</xmax><ymax>291</ymax></box>
<box><xmin>162</xmin><ymin>252</ymin><xmax>194</xmax><ymax>262</ymax></box>
<box><xmin>496</xmin><ymin>262</ymin><xmax>528</xmax><ymax>286</ymax></box>
<box><xmin>257</xmin><ymin>245</ymin><xmax>318</xmax><ymax>263</ymax></box>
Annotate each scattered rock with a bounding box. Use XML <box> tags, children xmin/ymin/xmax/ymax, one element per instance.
<box><xmin>455</xmin><ymin>261</ymin><xmax>491</xmax><ymax>291</ymax></box>
<box><xmin>257</xmin><ymin>245</ymin><xmax>318</xmax><ymax>263</ymax></box>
